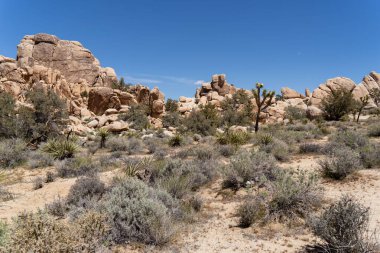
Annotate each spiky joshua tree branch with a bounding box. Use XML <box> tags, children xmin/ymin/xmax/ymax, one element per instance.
<box><xmin>252</xmin><ymin>83</ymin><xmax>275</xmax><ymax>133</ymax></box>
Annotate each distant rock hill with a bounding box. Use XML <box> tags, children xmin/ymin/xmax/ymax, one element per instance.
<box><xmin>1</xmin><ymin>33</ymin><xmax>379</xmax><ymax>134</ymax></box>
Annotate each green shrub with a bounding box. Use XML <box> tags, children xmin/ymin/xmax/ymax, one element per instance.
<box><xmin>183</xmin><ymin>104</ymin><xmax>220</xmax><ymax>136</ymax></box>
<box><xmin>284</xmin><ymin>106</ymin><xmax>307</xmax><ymax>122</ymax></box>
<box><xmin>162</xmin><ymin>111</ymin><xmax>182</xmax><ymax>128</ymax></box>
<box><xmin>158</xmin><ymin>174</ymin><xmax>191</xmax><ymax>199</ymax></box>
<box><xmin>255</xmin><ymin>133</ymin><xmax>274</xmax><ymax>146</ymax></box>
<box><xmin>0</xmin><ymin>92</ymin><xmax>17</xmax><ymax>138</ymax></box>
<box><xmin>28</xmin><ymin>151</ymin><xmax>54</xmax><ymax>169</ymax></box>
<box><xmin>0</xmin><ymin>221</ymin><xmax>8</xmax><ymax>247</ymax></box>
<box><xmin>330</xmin><ymin>129</ymin><xmax>369</xmax><ymax>150</ymax></box>
<box><xmin>119</xmin><ymin>104</ymin><xmax>150</xmax><ymax>130</ymax></box>
<box><xmin>269</xmin><ymin>170</ymin><xmax>322</xmax><ymax>221</ymax></box>
<box><xmin>168</xmin><ymin>134</ymin><xmax>184</xmax><ymax>147</ymax></box>
<box><xmin>56</xmin><ymin>157</ymin><xmax>98</xmax><ymax>178</ymax></box>
<box><xmin>220</xmin><ymin>90</ymin><xmax>254</xmax><ymax>127</ymax></box>
<box><xmin>237</xmin><ymin>197</ymin><xmax>267</xmax><ymax>228</ymax></box>
<box><xmin>165</xmin><ymin>98</ymin><xmax>179</xmax><ymax>112</ymax></box>
<box><xmin>222</xmin><ymin>151</ymin><xmax>278</xmax><ymax>190</ymax></box>
<box><xmin>309</xmin><ymin>195</ymin><xmax>377</xmax><ymax>253</ymax></box>
<box><xmin>0</xmin><ymin>139</ymin><xmax>27</xmax><ymax>169</ymax></box>
<box><xmin>368</xmin><ymin>124</ymin><xmax>380</xmax><ymax>137</ymax></box>
<box><xmin>42</xmin><ymin>139</ymin><xmax>78</xmax><ymax>160</ymax></box>
<box><xmin>321</xmin><ymin>88</ymin><xmax>356</xmax><ymax>121</ymax></box>
<box><xmin>107</xmin><ymin>137</ymin><xmax>143</xmax><ymax>154</ymax></box>
<box><xmin>66</xmin><ymin>176</ymin><xmax>105</xmax><ymax>208</ymax></box>
<box><xmin>217</xmin><ymin>131</ymin><xmax>251</xmax><ymax>146</ymax></box>
<box><xmin>318</xmin><ymin>147</ymin><xmax>361</xmax><ymax>180</ymax></box>
<box><xmin>101</xmin><ymin>178</ymin><xmax>180</xmax><ymax>245</ymax></box>
<box><xmin>259</xmin><ymin>139</ymin><xmax>290</xmax><ymax>162</ymax></box>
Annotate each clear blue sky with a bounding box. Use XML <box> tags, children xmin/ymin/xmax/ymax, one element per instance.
<box><xmin>1</xmin><ymin>0</ymin><xmax>379</xmax><ymax>99</ymax></box>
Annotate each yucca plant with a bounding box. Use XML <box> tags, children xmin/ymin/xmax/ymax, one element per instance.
<box><xmin>257</xmin><ymin>133</ymin><xmax>274</xmax><ymax>145</ymax></box>
<box><xmin>42</xmin><ymin>139</ymin><xmax>78</xmax><ymax>160</ymax></box>
<box><xmin>97</xmin><ymin>128</ymin><xmax>109</xmax><ymax>148</ymax></box>
<box><xmin>168</xmin><ymin>134</ymin><xmax>184</xmax><ymax>147</ymax></box>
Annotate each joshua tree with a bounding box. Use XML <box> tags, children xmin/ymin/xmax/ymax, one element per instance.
<box><xmin>252</xmin><ymin>83</ymin><xmax>275</xmax><ymax>133</ymax></box>
<box><xmin>98</xmin><ymin>128</ymin><xmax>109</xmax><ymax>148</ymax></box>
<box><xmin>369</xmin><ymin>88</ymin><xmax>380</xmax><ymax>107</ymax></box>
<box><xmin>353</xmin><ymin>95</ymin><xmax>369</xmax><ymax>123</ymax></box>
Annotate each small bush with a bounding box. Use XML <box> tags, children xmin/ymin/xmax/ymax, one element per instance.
<box><xmin>285</xmin><ymin>106</ymin><xmax>307</xmax><ymax>122</ymax></box>
<box><xmin>218</xmin><ymin>144</ymin><xmax>236</xmax><ymax>157</ymax></box>
<box><xmin>237</xmin><ymin>197</ymin><xmax>267</xmax><ymax>228</ymax></box>
<box><xmin>144</xmin><ymin>137</ymin><xmax>161</xmax><ymax>154</ymax></box>
<box><xmin>0</xmin><ymin>221</ymin><xmax>8</xmax><ymax>247</ymax></box>
<box><xmin>183</xmin><ymin>104</ymin><xmax>220</xmax><ymax>136</ymax></box>
<box><xmin>158</xmin><ymin>174</ymin><xmax>191</xmax><ymax>199</ymax></box>
<box><xmin>168</xmin><ymin>134</ymin><xmax>184</xmax><ymax>147</ymax></box>
<box><xmin>269</xmin><ymin>170</ymin><xmax>322</xmax><ymax>221</ymax></box>
<box><xmin>153</xmin><ymin>149</ymin><xmax>168</xmax><ymax>160</ymax></box>
<box><xmin>359</xmin><ymin>144</ymin><xmax>380</xmax><ymax>169</ymax></box>
<box><xmin>193</xmin><ymin>145</ymin><xmax>215</xmax><ymax>161</ymax></box>
<box><xmin>101</xmin><ymin>178</ymin><xmax>180</xmax><ymax>245</ymax></box>
<box><xmin>330</xmin><ymin>130</ymin><xmax>369</xmax><ymax>150</ymax></box>
<box><xmin>0</xmin><ymin>139</ymin><xmax>27</xmax><ymax>169</ymax></box>
<box><xmin>309</xmin><ymin>195</ymin><xmax>377</xmax><ymax>253</ymax></box>
<box><xmin>0</xmin><ymin>187</ymin><xmax>13</xmax><ymax>202</ymax></box>
<box><xmin>162</xmin><ymin>111</ymin><xmax>182</xmax><ymax>128</ymax></box>
<box><xmin>119</xmin><ymin>104</ymin><xmax>150</xmax><ymax>130</ymax></box>
<box><xmin>107</xmin><ymin>137</ymin><xmax>142</xmax><ymax>154</ymax></box>
<box><xmin>46</xmin><ymin>197</ymin><xmax>67</xmax><ymax>218</ymax></box>
<box><xmin>42</xmin><ymin>139</ymin><xmax>78</xmax><ymax>160</ymax></box>
<box><xmin>223</xmin><ymin>151</ymin><xmax>278</xmax><ymax>190</ymax></box>
<box><xmin>321</xmin><ymin>88</ymin><xmax>355</xmax><ymax>121</ymax></box>
<box><xmin>299</xmin><ymin>143</ymin><xmax>323</xmax><ymax>154</ymax></box>
<box><xmin>259</xmin><ymin>139</ymin><xmax>290</xmax><ymax>161</ymax></box>
<box><xmin>45</xmin><ymin>171</ymin><xmax>55</xmax><ymax>183</ymax></box>
<box><xmin>56</xmin><ymin>157</ymin><xmax>98</xmax><ymax>178</ymax></box>
<box><xmin>187</xmin><ymin>195</ymin><xmax>203</xmax><ymax>212</ymax></box>
<box><xmin>368</xmin><ymin>124</ymin><xmax>380</xmax><ymax>137</ymax></box>
<box><xmin>165</xmin><ymin>98</ymin><xmax>179</xmax><ymax>112</ymax></box>
<box><xmin>66</xmin><ymin>176</ymin><xmax>105</xmax><ymax>207</ymax></box>
<box><xmin>217</xmin><ymin>131</ymin><xmax>251</xmax><ymax>146</ymax></box>
<box><xmin>28</xmin><ymin>151</ymin><xmax>54</xmax><ymax>169</ymax></box>
<box><xmin>33</xmin><ymin>177</ymin><xmax>44</xmax><ymax>190</ymax></box>
<box><xmin>255</xmin><ymin>133</ymin><xmax>274</xmax><ymax>146</ymax></box>
<box><xmin>318</xmin><ymin>147</ymin><xmax>362</xmax><ymax>180</ymax></box>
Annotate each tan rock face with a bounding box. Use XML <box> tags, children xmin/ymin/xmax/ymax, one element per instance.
<box><xmin>17</xmin><ymin>33</ymin><xmax>117</xmax><ymax>86</ymax></box>
<box><xmin>281</xmin><ymin>87</ymin><xmax>305</xmax><ymax>99</ymax></box>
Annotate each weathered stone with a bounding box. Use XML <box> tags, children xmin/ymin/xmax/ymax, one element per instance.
<box><xmin>281</xmin><ymin>87</ymin><xmax>305</xmax><ymax>99</ymax></box>
<box><xmin>87</xmin><ymin>119</ymin><xmax>99</xmax><ymax>128</ymax></box>
<box><xmin>88</xmin><ymin>87</ymin><xmax>121</xmax><ymax>115</ymax></box>
<box><xmin>306</xmin><ymin>106</ymin><xmax>323</xmax><ymax>119</ymax></box>
<box><xmin>101</xmin><ymin>121</ymin><xmax>129</xmax><ymax>132</ymax></box>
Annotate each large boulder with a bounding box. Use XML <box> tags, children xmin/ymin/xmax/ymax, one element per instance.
<box><xmin>88</xmin><ymin>87</ymin><xmax>121</xmax><ymax>115</ymax></box>
<box><xmin>17</xmin><ymin>33</ymin><xmax>117</xmax><ymax>86</ymax></box>
<box><xmin>281</xmin><ymin>87</ymin><xmax>305</xmax><ymax>99</ymax></box>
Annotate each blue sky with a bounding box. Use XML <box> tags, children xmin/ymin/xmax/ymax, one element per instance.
<box><xmin>1</xmin><ymin>0</ymin><xmax>379</xmax><ymax>99</ymax></box>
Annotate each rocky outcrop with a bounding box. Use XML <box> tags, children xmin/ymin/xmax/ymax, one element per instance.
<box><xmin>281</xmin><ymin>87</ymin><xmax>305</xmax><ymax>99</ymax></box>
<box><xmin>17</xmin><ymin>33</ymin><xmax>117</xmax><ymax>86</ymax></box>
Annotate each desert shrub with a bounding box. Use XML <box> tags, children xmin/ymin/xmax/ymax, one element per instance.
<box><xmin>5</xmin><ymin>212</ymin><xmax>76</xmax><ymax>252</ymax></box>
<box><xmin>143</xmin><ymin>137</ymin><xmax>161</xmax><ymax>154</ymax></box>
<box><xmin>299</xmin><ymin>143</ymin><xmax>323</xmax><ymax>154</ymax></box>
<box><xmin>0</xmin><ymin>139</ymin><xmax>27</xmax><ymax>169</ymax></box>
<box><xmin>0</xmin><ymin>186</ymin><xmax>13</xmax><ymax>202</ymax></box>
<box><xmin>162</xmin><ymin>111</ymin><xmax>182</xmax><ymax>128</ymax></box>
<box><xmin>309</xmin><ymin>195</ymin><xmax>377</xmax><ymax>253</ymax></box>
<box><xmin>174</xmin><ymin>148</ymin><xmax>192</xmax><ymax>159</ymax></box>
<box><xmin>237</xmin><ymin>196</ymin><xmax>267</xmax><ymax>228</ymax></box>
<box><xmin>98</xmin><ymin>154</ymin><xmax>120</xmax><ymax>169</ymax></box>
<box><xmin>97</xmin><ymin>128</ymin><xmax>109</xmax><ymax>149</ymax></box>
<box><xmin>187</xmin><ymin>195</ymin><xmax>203</xmax><ymax>212</ymax></box>
<box><xmin>321</xmin><ymin>88</ymin><xmax>355</xmax><ymax>121</ymax></box>
<box><xmin>286</xmin><ymin>122</ymin><xmax>317</xmax><ymax>132</ymax></box>
<box><xmin>285</xmin><ymin>106</ymin><xmax>307</xmax><ymax>122</ymax></box>
<box><xmin>183</xmin><ymin>104</ymin><xmax>220</xmax><ymax>136</ymax></box>
<box><xmin>100</xmin><ymin>178</ymin><xmax>180</xmax><ymax>245</ymax></box>
<box><xmin>119</xmin><ymin>104</ymin><xmax>150</xmax><ymax>130</ymax></box>
<box><xmin>0</xmin><ymin>221</ymin><xmax>8</xmax><ymax>247</ymax></box>
<box><xmin>107</xmin><ymin>136</ymin><xmax>142</xmax><ymax>154</ymax></box>
<box><xmin>318</xmin><ymin>147</ymin><xmax>361</xmax><ymax>180</ymax></box>
<box><xmin>254</xmin><ymin>133</ymin><xmax>274</xmax><ymax>146</ymax></box>
<box><xmin>218</xmin><ymin>144</ymin><xmax>236</xmax><ymax>157</ymax></box>
<box><xmin>168</xmin><ymin>134</ymin><xmax>184</xmax><ymax>147</ymax></box>
<box><xmin>193</xmin><ymin>144</ymin><xmax>215</xmax><ymax>161</ymax></box>
<box><xmin>269</xmin><ymin>170</ymin><xmax>322</xmax><ymax>221</ymax></box>
<box><xmin>217</xmin><ymin>131</ymin><xmax>251</xmax><ymax>146</ymax></box>
<box><xmin>359</xmin><ymin>144</ymin><xmax>380</xmax><ymax>169</ymax></box>
<box><xmin>0</xmin><ymin>92</ymin><xmax>17</xmax><ymax>139</ymax></box>
<box><xmin>42</xmin><ymin>139</ymin><xmax>78</xmax><ymax>160</ymax></box>
<box><xmin>158</xmin><ymin>174</ymin><xmax>191</xmax><ymax>199</ymax></box>
<box><xmin>56</xmin><ymin>157</ymin><xmax>99</xmax><ymax>178</ymax></box>
<box><xmin>222</xmin><ymin>151</ymin><xmax>278</xmax><ymax>190</ymax></box>
<box><xmin>66</xmin><ymin>176</ymin><xmax>105</xmax><ymax>208</ymax></box>
<box><xmin>259</xmin><ymin>139</ymin><xmax>290</xmax><ymax>161</ymax></box>
<box><xmin>18</xmin><ymin>88</ymin><xmax>68</xmax><ymax>142</ymax></box>
<box><xmin>220</xmin><ymin>90</ymin><xmax>254</xmax><ymax>127</ymax></box>
<box><xmin>165</xmin><ymin>98</ymin><xmax>179</xmax><ymax>112</ymax></box>
<box><xmin>330</xmin><ymin>129</ymin><xmax>369</xmax><ymax>150</ymax></box>
<box><xmin>46</xmin><ymin>197</ymin><xmax>67</xmax><ymax>218</ymax></box>
<box><xmin>33</xmin><ymin>177</ymin><xmax>44</xmax><ymax>190</ymax></box>
<box><xmin>45</xmin><ymin>171</ymin><xmax>55</xmax><ymax>183</ymax></box>
<box><xmin>368</xmin><ymin>124</ymin><xmax>380</xmax><ymax>137</ymax></box>
<box><xmin>28</xmin><ymin>151</ymin><xmax>54</xmax><ymax>169</ymax></box>
<box><xmin>153</xmin><ymin>149</ymin><xmax>168</xmax><ymax>160</ymax></box>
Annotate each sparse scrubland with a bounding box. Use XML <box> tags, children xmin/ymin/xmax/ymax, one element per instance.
<box><xmin>0</xmin><ymin>86</ymin><xmax>379</xmax><ymax>253</ymax></box>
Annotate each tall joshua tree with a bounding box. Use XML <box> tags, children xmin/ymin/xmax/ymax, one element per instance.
<box><xmin>252</xmin><ymin>83</ymin><xmax>275</xmax><ymax>133</ymax></box>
